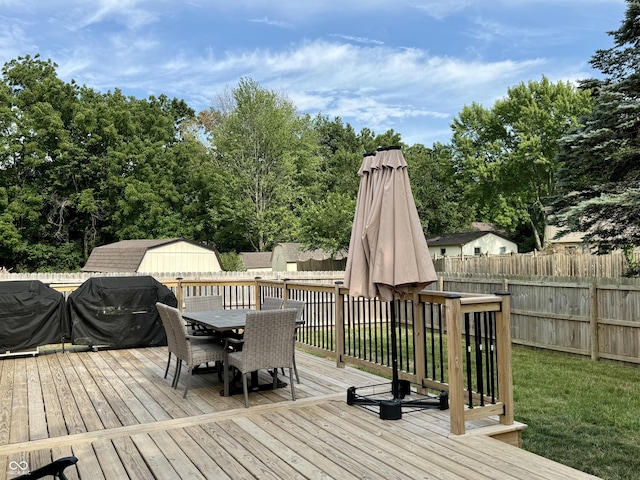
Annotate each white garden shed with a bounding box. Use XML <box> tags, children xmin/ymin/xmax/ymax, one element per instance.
<box><xmin>82</xmin><ymin>238</ymin><xmax>223</xmax><ymax>274</ymax></box>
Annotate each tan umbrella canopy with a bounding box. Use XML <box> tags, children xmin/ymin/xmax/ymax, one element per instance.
<box><xmin>344</xmin><ymin>146</ymin><xmax>437</xmax><ymax>301</ymax></box>
<box><xmin>344</xmin><ymin>146</ymin><xmax>438</xmax><ymax>406</ymax></box>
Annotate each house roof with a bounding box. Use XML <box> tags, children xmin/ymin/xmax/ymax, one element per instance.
<box><xmin>275</xmin><ymin>242</ymin><xmax>346</xmax><ymax>262</ymax></box>
<box><xmin>240</xmin><ymin>251</ymin><xmax>273</xmax><ymax>269</ymax></box>
<box><xmin>82</xmin><ymin>238</ymin><xmax>218</xmax><ymax>273</ymax></box>
<box><xmin>426</xmin><ymin>231</ymin><xmax>513</xmax><ymax>246</ymax></box>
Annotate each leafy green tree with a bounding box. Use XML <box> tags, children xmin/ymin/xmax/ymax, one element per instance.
<box><xmin>0</xmin><ymin>55</ymin><xmax>206</xmax><ymax>271</ymax></box>
<box><xmin>200</xmin><ymin>78</ymin><xmax>319</xmax><ymax>252</ymax></box>
<box><xmin>0</xmin><ymin>55</ymin><xmax>85</xmax><ymax>269</ymax></box>
<box><xmin>451</xmin><ymin>76</ymin><xmax>592</xmax><ymax>250</ymax></box>
<box><xmin>554</xmin><ymin>0</ymin><xmax>640</xmax><ymax>266</ymax></box>
<box><xmin>297</xmin><ymin>120</ymin><xmax>409</xmax><ymax>254</ymax></box>
<box><xmin>297</xmin><ymin>116</ymin><xmax>360</xmax><ymax>254</ymax></box>
<box><xmin>405</xmin><ymin>143</ymin><xmax>473</xmax><ymax>234</ymax></box>
<box><xmin>219</xmin><ymin>252</ymin><xmax>244</xmax><ymax>271</ymax></box>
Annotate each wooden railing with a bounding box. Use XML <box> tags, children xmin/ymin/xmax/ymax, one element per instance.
<box><xmin>47</xmin><ymin>276</ymin><xmax>512</xmax><ymax>434</ymax></box>
<box><xmin>168</xmin><ymin>277</ymin><xmax>513</xmax><ymax>435</ymax></box>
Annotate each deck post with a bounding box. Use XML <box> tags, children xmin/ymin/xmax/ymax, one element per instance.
<box><xmin>495</xmin><ymin>291</ymin><xmax>514</xmax><ymax>426</ymax></box>
<box><xmin>590</xmin><ymin>281</ymin><xmax>599</xmax><ymax>361</ymax></box>
<box><xmin>335</xmin><ymin>282</ymin><xmax>346</xmax><ymax>368</ymax></box>
<box><xmin>254</xmin><ymin>278</ymin><xmax>262</xmax><ymax>310</ymax></box>
<box><xmin>445</xmin><ymin>294</ymin><xmax>465</xmax><ymax>435</ymax></box>
<box><xmin>175</xmin><ymin>277</ymin><xmax>183</xmax><ymax>310</ymax></box>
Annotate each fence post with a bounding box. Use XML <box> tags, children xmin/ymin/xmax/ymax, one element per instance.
<box><xmin>282</xmin><ymin>278</ymin><xmax>290</xmax><ymax>303</ymax></box>
<box><xmin>590</xmin><ymin>280</ymin><xmax>599</xmax><ymax>361</ymax></box>
<box><xmin>335</xmin><ymin>282</ymin><xmax>346</xmax><ymax>368</ymax></box>
<box><xmin>445</xmin><ymin>293</ymin><xmax>465</xmax><ymax>435</ymax></box>
<box><xmin>495</xmin><ymin>290</ymin><xmax>514</xmax><ymax>427</ymax></box>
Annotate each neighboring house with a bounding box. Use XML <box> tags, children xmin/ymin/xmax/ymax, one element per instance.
<box><xmin>240</xmin><ymin>251</ymin><xmax>273</xmax><ymax>274</ymax></box>
<box><xmin>426</xmin><ymin>232</ymin><xmax>518</xmax><ymax>257</ymax></box>
<box><xmin>82</xmin><ymin>238</ymin><xmax>223</xmax><ymax>273</ymax></box>
<box><xmin>271</xmin><ymin>243</ymin><xmax>346</xmax><ymax>272</ymax></box>
<box><xmin>543</xmin><ymin>224</ymin><xmax>588</xmax><ymax>252</ymax></box>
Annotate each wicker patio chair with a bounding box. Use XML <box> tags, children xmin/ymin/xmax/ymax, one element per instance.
<box><xmin>224</xmin><ymin>308</ymin><xmax>298</xmax><ymax>407</ymax></box>
<box><xmin>283</xmin><ymin>299</ymin><xmax>305</xmax><ymax>383</ymax></box>
<box><xmin>156</xmin><ymin>302</ymin><xmax>225</xmax><ymax>398</ymax></box>
<box><xmin>261</xmin><ymin>296</ymin><xmax>284</xmax><ymax>310</ymax></box>
<box><xmin>157</xmin><ymin>301</ymin><xmax>180</xmax><ymax>384</ymax></box>
<box><xmin>183</xmin><ymin>294</ymin><xmax>224</xmax><ymax>312</ymax></box>
<box><xmin>183</xmin><ymin>295</ymin><xmax>224</xmax><ymax>337</ymax></box>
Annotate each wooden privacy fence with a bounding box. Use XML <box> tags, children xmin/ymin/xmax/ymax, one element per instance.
<box><xmin>433</xmin><ymin>249</ymin><xmax>640</xmax><ymax>278</ymax></box>
<box><xmin>441</xmin><ymin>274</ymin><xmax>640</xmax><ymax>364</ymax></box>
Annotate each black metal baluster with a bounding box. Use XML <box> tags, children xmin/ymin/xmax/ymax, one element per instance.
<box><xmin>483</xmin><ymin>312</ymin><xmax>491</xmax><ymax>402</ymax></box>
<box><xmin>474</xmin><ymin>313</ymin><xmax>485</xmax><ymax>406</ymax></box>
<box><xmin>438</xmin><ymin>304</ymin><xmax>444</xmax><ymax>382</ymax></box>
<box><xmin>489</xmin><ymin>312</ymin><xmax>496</xmax><ymax>402</ymax></box>
<box><xmin>464</xmin><ymin>313</ymin><xmax>473</xmax><ymax>408</ymax></box>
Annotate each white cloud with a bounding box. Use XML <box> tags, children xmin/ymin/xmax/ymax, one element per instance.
<box><xmin>54</xmin><ymin>0</ymin><xmax>161</xmax><ymax>31</ymax></box>
<box><xmin>411</xmin><ymin>1</ymin><xmax>472</xmax><ymax>21</ymax></box>
<box><xmin>329</xmin><ymin>34</ymin><xmax>384</xmax><ymax>46</ymax></box>
<box><xmin>247</xmin><ymin>17</ymin><xmax>293</xmax><ymax>28</ymax></box>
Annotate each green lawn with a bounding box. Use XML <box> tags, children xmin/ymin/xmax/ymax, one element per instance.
<box><xmin>513</xmin><ymin>346</ymin><xmax>640</xmax><ymax>480</ymax></box>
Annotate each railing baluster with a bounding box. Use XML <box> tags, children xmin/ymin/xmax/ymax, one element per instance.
<box><xmin>474</xmin><ymin>312</ymin><xmax>485</xmax><ymax>406</ymax></box>
<box><xmin>464</xmin><ymin>312</ymin><xmax>473</xmax><ymax>408</ymax></box>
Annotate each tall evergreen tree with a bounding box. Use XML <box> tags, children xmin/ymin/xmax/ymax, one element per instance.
<box><xmin>554</xmin><ymin>1</ymin><xmax>640</xmax><ymax>261</ymax></box>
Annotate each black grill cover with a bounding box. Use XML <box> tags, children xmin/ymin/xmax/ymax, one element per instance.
<box><xmin>0</xmin><ymin>280</ymin><xmax>68</xmax><ymax>352</ymax></box>
<box><xmin>68</xmin><ymin>276</ymin><xmax>176</xmax><ymax>348</ymax></box>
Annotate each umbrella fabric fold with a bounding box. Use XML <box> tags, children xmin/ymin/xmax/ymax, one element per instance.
<box><xmin>344</xmin><ymin>147</ymin><xmax>437</xmax><ymax>302</ymax></box>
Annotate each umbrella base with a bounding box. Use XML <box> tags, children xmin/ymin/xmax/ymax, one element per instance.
<box><xmin>347</xmin><ymin>382</ymin><xmax>449</xmax><ymax>420</ymax></box>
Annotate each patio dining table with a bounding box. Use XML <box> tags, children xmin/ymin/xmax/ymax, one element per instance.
<box><xmin>182</xmin><ymin>308</ymin><xmax>253</xmax><ymax>332</ymax></box>
<box><xmin>182</xmin><ymin>308</ymin><xmax>299</xmax><ymax>396</ymax></box>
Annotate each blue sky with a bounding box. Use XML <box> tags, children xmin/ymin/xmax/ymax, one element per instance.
<box><xmin>0</xmin><ymin>0</ymin><xmax>627</xmax><ymax>146</ymax></box>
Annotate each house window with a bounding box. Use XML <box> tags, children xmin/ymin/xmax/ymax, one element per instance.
<box><xmin>474</xmin><ymin>247</ymin><xmax>481</xmax><ymax>256</ymax></box>
<box><xmin>440</xmin><ymin>248</ymin><xmax>446</xmax><ymax>255</ymax></box>
<box><xmin>499</xmin><ymin>246</ymin><xmax>506</xmax><ymax>254</ymax></box>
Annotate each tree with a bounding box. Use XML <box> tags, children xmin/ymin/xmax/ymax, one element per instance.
<box><xmin>0</xmin><ymin>55</ymin><xmax>84</xmax><ymax>269</ymax></box>
<box><xmin>451</xmin><ymin>76</ymin><xmax>592</xmax><ymax>250</ymax></box>
<box><xmin>405</xmin><ymin>143</ymin><xmax>473</xmax><ymax>234</ymax></box>
<box><xmin>200</xmin><ymin>78</ymin><xmax>319</xmax><ymax>252</ymax></box>
<box><xmin>297</xmin><ymin>116</ymin><xmax>360</xmax><ymax>255</ymax></box>
<box><xmin>0</xmin><ymin>55</ymin><xmax>205</xmax><ymax>271</ymax></box>
<box><xmin>554</xmin><ymin>0</ymin><xmax>640</xmax><ymax>265</ymax></box>
<box><xmin>297</xmin><ymin>120</ymin><xmax>410</xmax><ymax>255</ymax></box>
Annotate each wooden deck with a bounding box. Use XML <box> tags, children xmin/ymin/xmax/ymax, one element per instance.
<box><xmin>0</xmin><ymin>347</ymin><xmax>599</xmax><ymax>479</ymax></box>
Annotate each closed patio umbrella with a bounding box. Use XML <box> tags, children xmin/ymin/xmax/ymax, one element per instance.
<box><xmin>344</xmin><ymin>146</ymin><xmax>438</xmax><ymax>414</ymax></box>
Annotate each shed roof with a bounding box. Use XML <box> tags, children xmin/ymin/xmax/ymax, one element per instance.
<box><xmin>426</xmin><ymin>231</ymin><xmax>513</xmax><ymax>246</ymax></box>
<box><xmin>275</xmin><ymin>242</ymin><xmax>346</xmax><ymax>262</ymax></box>
<box><xmin>240</xmin><ymin>251</ymin><xmax>272</xmax><ymax>269</ymax></box>
<box><xmin>82</xmin><ymin>238</ymin><xmax>218</xmax><ymax>273</ymax></box>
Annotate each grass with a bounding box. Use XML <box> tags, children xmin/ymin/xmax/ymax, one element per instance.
<box><xmin>512</xmin><ymin>346</ymin><xmax>640</xmax><ymax>480</ymax></box>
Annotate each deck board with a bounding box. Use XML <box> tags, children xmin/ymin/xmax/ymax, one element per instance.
<box><xmin>0</xmin><ymin>347</ymin><xmax>601</xmax><ymax>479</ymax></box>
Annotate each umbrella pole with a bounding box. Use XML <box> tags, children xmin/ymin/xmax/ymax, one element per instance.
<box><xmin>390</xmin><ymin>300</ymin><xmax>400</xmax><ymax>400</ymax></box>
